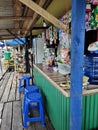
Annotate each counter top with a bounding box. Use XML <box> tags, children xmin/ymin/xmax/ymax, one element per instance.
<box><xmin>34</xmin><ymin>64</ymin><xmax>98</xmax><ymax>97</ymax></box>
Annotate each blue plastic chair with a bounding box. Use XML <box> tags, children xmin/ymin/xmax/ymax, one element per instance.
<box><xmin>18</xmin><ymin>75</ymin><xmax>32</xmax><ymax>92</ymax></box>
<box><xmin>22</xmin><ymin>85</ymin><xmax>39</xmax><ymax>113</ymax></box>
<box><xmin>23</xmin><ymin>92</ymin><xmax>45</xmax><ymax>128</ymax></box>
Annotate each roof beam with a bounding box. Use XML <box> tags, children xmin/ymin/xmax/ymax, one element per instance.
<box><xmin>0</xmin><ymin>34</ymin><xmax>23</xmax><ymax>37</ymax></box>
<box><xmin>0</xmin><ymin>16</ymin><xmax>32</xmax><ymax>21</ymax></box>
<box><xmin>32</xmin><ymin>26</ymin><xmax>49</xmax><ymax>30</ymax></box>
<box><xmin>22</xmin><ymin>0</ymin><xmax>46</xmax><ymax>36</ymax></box>
<box><xmin>7</xmin><ymin>29</ymin><xmax>25</xmax><ymax>43</ymax></box>
<box><xmin>14</xmin><ymin>0</ymin><xmax>22</xmax><ymax>30</ymax></box>
<box><xmin>18</xmin><ymin>0</ymin><xmax>67</xmax><ymax>32</ymax></box>
<box><xmin>0</xmin><ymin>28</ymin><xmax>26</xmax><ymax>31</ymax></box>
<box><xmin>0</xmin><ymin>37</ymin><xmax>15</xmax><ymax>40</ymax></box>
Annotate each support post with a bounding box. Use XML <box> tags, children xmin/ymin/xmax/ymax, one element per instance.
<box><xmin>25</xmin><ymin>37</ymin><xmax>29</xmax><ymax>73</ymax></box>
<box><xmin>70</xmin><ymin>1</ymin><xmax>86</xmax><ymax>130</ymax></box>
<box><xmin>30</xmin><ymin>30</ymin><xmax>34</xmax><ymax>84</ymax></box>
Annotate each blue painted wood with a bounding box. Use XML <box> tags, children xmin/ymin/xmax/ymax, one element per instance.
<box><xmin>70</xmin><ymin>1</ymin><xmax>86</xmax><ymax>130</ymax></box>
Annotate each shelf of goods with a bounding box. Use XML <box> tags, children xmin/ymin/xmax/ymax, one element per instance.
<box><xmin>15</xmin><ymin>54</ymin><xmax>25</xmax><ymax>72</ymax></box>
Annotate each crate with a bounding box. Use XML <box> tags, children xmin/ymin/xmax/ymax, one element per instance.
<box><xmin>89</xmin><ymin>78</ymin><xmax>98</xmax><ymax>85</ymax></box>
<box><xmin>84</xmin><ymin>54</ymin><xmax>98</xmax><ymax>84</ymax></box>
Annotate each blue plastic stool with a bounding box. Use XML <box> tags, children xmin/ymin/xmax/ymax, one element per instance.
<box><xmin>22</xmin><ymin>85</ymin><xmax>39</xmax><ymax>113</ymax></box>
<box><xmin>18</xmin><ymin>75</ymin><xmax>32</xmax><ymax>92</ymax></box>
<box><xmin>25</xmin><ymin>85</ymin><xmax>39</xmax><ymax>93</ymax></box>
<box><xmin>23</xmin><ymin>92</ymin><xmax>45</xmax><ymax>128</ymax></box>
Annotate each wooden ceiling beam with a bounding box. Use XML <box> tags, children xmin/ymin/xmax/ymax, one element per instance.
<box><xmin>32</xmin><ymin>26</ymin><xmax>49</xmax><ymax>30</ymax></box>
<box><xmin>7</xmin><ymin>29</ymin><xmax>25</xmax><ymax>43</ymax></box>
<box><xmin>0</xmin><ymin>28</ymin><xmax>26</xmax><ymax>32</ymax></box>
<box><xmin>0</xmin><ymin>36</ymin><xmax>2</xmax><ymax>39</ymax></box>
<box><xmin>0</xmin><ymin>16</ymin><xmax>32</xmax><ymax>21</ymax></box>
<box><xmin>0</xmin><ymin>34</ymin><xmax>23</xmax><ymax>37</ymax></box>
<box><xmin>14</xmin><ymin>0</ymin><xmax>22</xmax><ymax>30</ymax></box>
<box><xmin>18</xmin><ymin>0</ymin><xmax>67</xmax><ymax>32</ymax></box>
<box><xmin>0</xmin><ymin>37</ymin><xmax>15</xmax><ymax>40</ymax></box>
<box><xmin>21</xmin><ymin>0</ymin><xmax>46</xmax><ymax>36</ymax></box>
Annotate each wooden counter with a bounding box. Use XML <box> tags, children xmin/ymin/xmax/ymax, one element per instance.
<box><xmin>34</xmin><ymin>64</ymin><xmax>98</xmax><ymax>97</ymax></box>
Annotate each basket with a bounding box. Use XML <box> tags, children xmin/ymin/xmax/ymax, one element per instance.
<box><xmin>4</xmin><ymin>52</ymin><xmax>11</xmax><ymax>60</ymax></box>
<box><xmin>57</xmin><ymin>62</ymin><xmax>70</xmax><ymax>75</ymax></box>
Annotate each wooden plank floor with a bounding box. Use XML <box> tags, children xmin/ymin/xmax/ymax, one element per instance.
<box><xmin>0</xmin><ymin>72</ymin><xmax>54</xmax><ymax>130</ymax></box>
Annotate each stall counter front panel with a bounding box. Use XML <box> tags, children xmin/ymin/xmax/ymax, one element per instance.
<box><xmin>33</xmin><ymin>64</ymin><xmax>98</xmax><ymax>130</ymax></box>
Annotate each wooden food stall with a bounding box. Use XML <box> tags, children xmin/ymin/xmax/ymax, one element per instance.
<box><xmin>21</xmin><ymin>0</ymin><xmax>98</xmax><ymax>130</ymax></box>
<box><xmin>18</xmin><ymin>0</ymin><xmax>98</xmax><ymax>130</ymax></box>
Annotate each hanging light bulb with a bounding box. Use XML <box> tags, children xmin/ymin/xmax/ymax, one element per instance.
<box><xmin>43</xmin><ymin>20</ymin><xmax>47</xmax><ymax>27</ymax></box>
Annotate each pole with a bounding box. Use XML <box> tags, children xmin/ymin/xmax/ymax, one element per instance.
<box><xmin>70</xmin><ymin>1</ymin><xmax>86</xmax><ymax>130</ymax></box>
<box><xmin>0</xmin><ymin>49</ymin><xmax>3</xmax><ymax>78</ymax></box>
<box><xmin>30</xmin><ymin>30</ymin><xmax>34</xmax><ymax>84</ymax></box>
<box><xmin>0</xmin><ymin>58</ymin><xmax>3</xmax><ymax>78</ymax></box>
<box><xmin>25</xmin><ymin>37</ymin><xmax>29</xmax><ymax>73</ymax></box>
